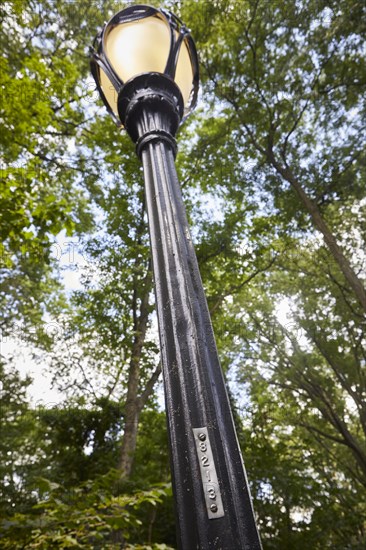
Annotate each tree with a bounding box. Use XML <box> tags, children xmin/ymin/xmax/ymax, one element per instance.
<box><xmin>0</xmin><ymin>361</ymin><xmax>37</xmax><ymax>516</ymax></box>
<box><xmin>182</xmin><ymin>0</ymin><xmax>366</xmax><ymax>311</ymax></box>
<box><xmin>0</xmin><ymin>0</ymin><xmax>118</xmax><ymax>332</ymax></box>
<box><xmin>44</xmin><ymin>129</ymin><xmax>163</xmax><ymax>479</ymax></box>
<box><xmin>209</xmin><ymin>228</ymin><xmax>366</xmax><ymax>546</ymax></box>
<box><xmin>175</xmin><ymin>0</ymin><xmax>366</xmax><ymax>545</ymax></box>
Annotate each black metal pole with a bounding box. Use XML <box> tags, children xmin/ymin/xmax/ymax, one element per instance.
<box><xmin>118</xmin><ymin>74</ymin><xmax>262</xmax><ymax>550</ymax></box>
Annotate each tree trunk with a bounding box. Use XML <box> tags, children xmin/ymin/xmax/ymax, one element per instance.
<box><xmin>118</xmin><ymin>356</ymin><xmax>161</xmax><ymax>478</ymax></box>
<box><xmin>118</xmin><ymin>354</ymin><xmax>142</xmax><ymax>478</ymax></box>
<box><xmin>118</xmin><ymin>272</ymin><xmax>151</xmax><ymax>478</ymax></box>
<box><xmin>269</xmin><ymin>153</ymin><xmax>366</xmax><ymax>313</ymax></box>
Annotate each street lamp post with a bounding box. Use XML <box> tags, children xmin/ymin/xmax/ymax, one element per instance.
<box><xmin>91</xmin><ymin>5</ymin><xmax>262</xmax><ymax>549</ymax></box>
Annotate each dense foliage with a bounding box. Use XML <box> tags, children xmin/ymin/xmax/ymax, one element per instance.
<box><xmin>1</xmin><ymin>0</ymin><xmax>365</xmax><ymax>548</ymax></box>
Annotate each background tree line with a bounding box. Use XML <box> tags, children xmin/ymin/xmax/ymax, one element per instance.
<box><xmin>1</xmin><ymin>0</ymin><xmax>365</xmax><ymax>548</ymax></box>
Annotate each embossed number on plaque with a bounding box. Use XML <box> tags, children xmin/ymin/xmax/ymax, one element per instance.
<box><xmin>193</xmin><ymin>427</ymin><xmax>225</xmax><ymax>519</ymax></box>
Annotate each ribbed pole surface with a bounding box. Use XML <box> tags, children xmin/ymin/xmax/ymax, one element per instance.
<box><xmin>141</xmin><ymin>138</ymin><xmax>262</xmax><ymax>550</ymax></box>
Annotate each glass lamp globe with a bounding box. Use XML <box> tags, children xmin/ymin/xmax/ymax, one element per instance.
<box><xmin>90</xmin><ymin>4</ymin><xmax>199</xmax><ymax>128</ymax></box>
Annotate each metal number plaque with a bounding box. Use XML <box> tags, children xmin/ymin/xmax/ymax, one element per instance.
<box><xmin>193</xmin><ymin>427</ymin><xmax>225</xmax><ymax>519</ymax></box>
